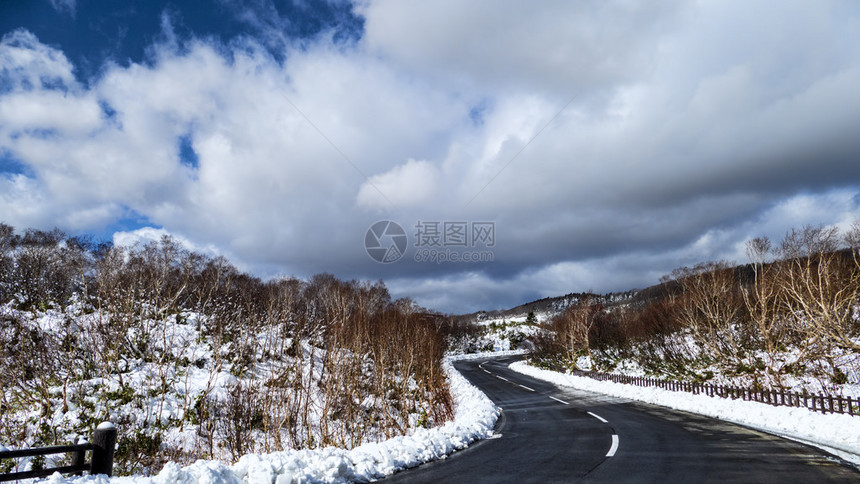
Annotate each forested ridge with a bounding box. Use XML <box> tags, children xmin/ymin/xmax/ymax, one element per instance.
<box><xmin>532</xmin><ymin>224</ymin><xmax>860</xmax><ymax>395</ymax></box>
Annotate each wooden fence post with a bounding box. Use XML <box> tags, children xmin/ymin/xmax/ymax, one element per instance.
<box><xmin>572</xmin><ymin>370</ymin><xmax>856</xmax><ymax>418</ymax></box>
<box><xmin>91</xmin><ymin>422</ymin><xmax>117</xmax><ymax>476</ymax></box>
<box><xmin>71</xmin><ymin>436</ymin><xmax>87</xmax><ymax>476</ymax></box>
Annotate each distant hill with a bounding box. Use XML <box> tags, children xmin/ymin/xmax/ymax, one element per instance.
<box><xmin>455</xmin><ymin>288</ymin><xmax>643</xmax><ymax>323</ymax></box>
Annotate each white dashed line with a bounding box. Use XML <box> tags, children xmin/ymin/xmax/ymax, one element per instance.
<box><xmin>496</xmin><ymin>375</ymin><xmax>510</xmax><ymax>382</ymax></box>
<box><xmin>482</xmin><ymin>369</ymin><xmax>491</xmax><ymax>374</ymax></box>
<box><xmin>549</xmin><ymin>396</ymin><xmax>569</xmax><ymax>405</ymax></box>
<box><xmin>518</xmin><ymin>384</ymin><xmax>535</xmax><ymax>392</ymax></box>
<box><xmin>606</xmin><ymin>434</ymin><xmax>619</xmax><ymax>457</ymax></box>
<box><xmin>587</xmin><ymin>411</ymin><xmax>608</xmax><ymax>424</ymax></box>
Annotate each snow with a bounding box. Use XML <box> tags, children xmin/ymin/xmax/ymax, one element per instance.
<box><xmin>2</xmin><ymin>302</ymin><xmax>450</xmax><ymax>467</ymax></box>
<box><xmin>20</xmin><ymin>347</ymin><xmax>859</xmax><ymax>481</ymax></box>
<box><xmin>449</xmin><ymin>349</ymin><xmax>529</xmax><ymax>361</ymax></box>
<box><xmin>570</xmin><ymin>328</ymin><xmax>860</xmax><ymax>399</ymax></box>
<box><xmin>509</xmin><ymin>360</ymin><xmax>860</xmax><ymax>466</ymax></box>
<box><xmin>447</xmin><ymin>315</ymin><xmax>543</xmax><ymax>354</ymax></box>
<box><xmin>36</xmin><ymin>353</ymin><xmax>501</xmax><ymax>484</ymax></box>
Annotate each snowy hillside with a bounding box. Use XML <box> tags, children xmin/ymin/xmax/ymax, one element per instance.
<box><xmin>445</xmin><ymin>312</ymin><xmax>545</xmax><ymax>355</ymax></box>
<box><xmin>0</xmin><ymin>230</ymin><xmax>453</xmax><ymax>478</ymax></box>
<box><xmin>27</xmin><ymin>355</ymin><xmax>501</xmax><ymax>484</ymax></box>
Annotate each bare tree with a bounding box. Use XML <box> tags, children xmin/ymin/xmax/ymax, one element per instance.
<box><xmin>546</xmin><ymin>296</ymin><xmax>601</xmax><ymax>367</ymax></box>
<box><xmin>778</xmin><ymin>226</ymin><xmax>860</xmax><ymax>360</ymax></box>
<box><xmin>670</xmin><ymin>262</ymin><xmax>750</xmax><ymax>370</ymax></box>
<box><xmin>741</xmin><ymin>236</ymin><xmax>788</xmax><ymax>387</ymax></box>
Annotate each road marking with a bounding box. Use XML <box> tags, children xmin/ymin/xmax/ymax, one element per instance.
<box><xmin>549</xmin><ymin>396</ymin><xmax>569</xmax><ymax>405</ymax></box>
<box><xmin>482</xmin><ymin>369</ymin><xmax>491</xmax><ymax>374</ymax></box>
<box><xmin>518</xmin><ymin>384</ymin><xmax>535</xmax><ymax>392</ymax></box>
<box><xmin>587</xmin><ymin>411</ymin><xmax>608</xmax><ymax>423</ymax></box>
<box><xmin>606</xmin><ymin>434</ymin><xmax>619</xmax><ymax>457</ymax></box>
<box><xmin>496</xmin><ymin>375</ymin><xmax>510</xmax><ymax>382</ymax></box>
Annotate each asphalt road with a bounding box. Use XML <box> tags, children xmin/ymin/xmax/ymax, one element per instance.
<box><xmin>383</xmin><ymin>355</ymin><xmax>860</xmax><ymax>483</ymax></box>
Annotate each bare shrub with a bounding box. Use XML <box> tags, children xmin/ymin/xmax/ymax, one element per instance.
<box><xmin>739</xmin><ymin>236</ymin><xmax>790</xmax><ymax>387</ymax></box>
<box><xmin>667</xmin><ymin>262</ymin><xmax>750</xmax><ymax>368</ymax></box>
<box><xmin>777</xmin><ymin>225</ymin><xmax>860</xmax><ymax>367</ymax></box>
<box><xmin>541</xmin><ymin>296</ymin><xmax>602</xmax><ymax>367</ymax></box>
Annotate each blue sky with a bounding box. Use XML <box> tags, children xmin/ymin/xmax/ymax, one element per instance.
<box><xmin>2</xmin><ymin>1</ymin><xmax>860</xmax><ymax>313</ymax></box>
<box><xmin>1</xmin><ymin>1</ymin><xmax>361</xmax><ymax>72</ymax></box>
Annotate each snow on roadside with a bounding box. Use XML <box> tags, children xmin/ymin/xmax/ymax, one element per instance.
<box><xmin>509</xmin><ymin>361</ymin><xmax>860</xmax><ymax>466</ymax></box>
<box><xmin>447</xmin><ymin>349</ymin><xmax>529</xmax><ymax>361</ymax></box>
<box><xmin>41</xmin><ymin>356</ymin><xmax>500</xmax><ymax>484</ymax></box>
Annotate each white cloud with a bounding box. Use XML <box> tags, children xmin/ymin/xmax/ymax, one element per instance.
<box><xmin>2</xmin><ymin>1</ymin><xmax>860</xmax><ymax>312</ymax></box>
<box><xmin>0</xmin><ymin>30</ymin><xmax>75</xmax><ymax>90</ymax></box>
<box><xmin>358</xmin><ymin>0</ymin><xmax>678</xmax><ymax>96</ymax></box>
<box><xmin>113</xmin><ymin>226</ymin><xmax>223</xmax><ymax>258</ymax></box>
<box><xmin>0</xmin><ymin>174</ymin><xmax>49</xmax><ymax>227</ymax></box>
<box><xmin>48</xmin><ymin>0</ymin><xmax>76</xmax><ymax>17</ymax></box>
<box><xmin>357</xmin><ymin>158</ymin><xmax>439</xmax><ymax>209</ymax></box>
<box><xmin>0</xmin><ymin>91</ymin><xmax>103</xmax><ymax>150</ymax></box>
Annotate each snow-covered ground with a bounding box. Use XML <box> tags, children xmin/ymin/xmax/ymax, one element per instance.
<box><xmin>509</xmin><ymin>360</ymin><xmax>860</xmax><ymax>467</ymax></box>
<box><xmin>1</xmin><ymin>300</ymin><xmax>462</xmax><ymax>474</ymax></box>
<box><xmin>33</xmin><ymin>353</ymin><xmax>502</xmax><ymax>484</ymax></box>
<box><xmin>447</xmin><ymin>315</ymin><xmax>544</xmax><ymax>354</ymax></box>
<box><xmin>449</xmin><ymin>349</ymin><xmax>529</xmax><ymax>361</ymax></box>
<box><xmin>570</xmin><ymin>329</ymin><xmax>860</xmax><ymax>399</ymax></box>
<box><xmin>17</xmin><ymin>345</ymin><xmax>859</xmax><ymax>482</ymax></box>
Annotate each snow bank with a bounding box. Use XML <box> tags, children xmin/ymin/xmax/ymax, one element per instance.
<box><xmin>509</xmin><ymin>361</ymin><xmax>860</xmax><ymax>466</ymax></box>
<box><xmin>447</xmin><ymin>349</ymin><xmax>529</xmax><ymax>361</ymax></box>
<box><xmin>41</xmin><ymin>359</ymin><xmax>499</xmax><ymax>484</ymax></box>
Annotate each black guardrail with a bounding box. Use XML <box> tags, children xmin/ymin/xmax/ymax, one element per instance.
<box><xmin>0</xmin><ymin>422</ymin><xmax>116</xmax><ymax>481</ymax></box>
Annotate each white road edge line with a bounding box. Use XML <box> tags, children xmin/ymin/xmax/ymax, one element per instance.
<box><xmin>518</xmin><ymin>384</ymin><xmax>535</xmax><ymax>392</ymax></box>
<box><xmin>549</xmin><ymin>396</ymin><xmax>569</xmax><ymax>405</ymax></box>
<box><xmin>587</xmin><ymin>411</ymin><xmax>608</xmax><ymax>423</ymax></box>
<box><xmin>606</xmin><ymin>434</ymin><xmax>619</xmax><ymax>457</ymax></box>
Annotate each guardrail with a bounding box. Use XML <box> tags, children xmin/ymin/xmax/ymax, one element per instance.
<box><xmin>570</xmin><ymin>370</ymin><xmax>858</xmax><ymax>417</ymax></box>
<box><xmin>0</xmin><ymin>422</ymin><xmax>116</xmax><ymax>482</ymax></box>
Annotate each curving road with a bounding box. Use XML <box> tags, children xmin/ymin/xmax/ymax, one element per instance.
<box><xmin>383</xmin><ymin>355</ymin><xmax>860</xmax><ymax>483</ymax></box>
